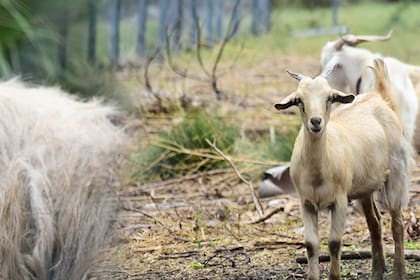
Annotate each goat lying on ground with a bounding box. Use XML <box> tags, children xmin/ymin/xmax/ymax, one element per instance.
<box><xmin>274</xmin><ymin>60</ymin><xmax>413</xmax><ymax>280</ymax></box>
<box><xmin>0</xmin><ymin>80</ymin><xmax>128</xmax><ymax>280</ymax></box>
<box><xmin>320</xmin><ymin>31</ymin><xmax>418</xmax><ymax>146</ymax></box>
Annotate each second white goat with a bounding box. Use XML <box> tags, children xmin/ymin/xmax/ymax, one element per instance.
<box><xmin>320</xmin><ymin>31</ymin><xmax>418</xmax><ymax>145</ymax></box>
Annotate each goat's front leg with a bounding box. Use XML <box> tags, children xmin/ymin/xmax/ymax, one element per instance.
<box><xmin>328</xmin><ymin>195</ymin><xmax>347</xmax><ymax>280</ymax></box>
<box><xmin>302</xmin><ymin>200</ymin><xmax>319</xmax><ymax>280</ymax></box>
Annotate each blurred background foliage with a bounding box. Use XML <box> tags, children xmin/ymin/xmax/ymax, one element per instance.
<box><xmin>1</xmin><ymin>0</ymin><xmax>419</xmax><ymax>96</ymax></box>
<box><xmin>2</xmin><ymin>0</ymin><xmax>420</xmax><ymax>182</ymax></box>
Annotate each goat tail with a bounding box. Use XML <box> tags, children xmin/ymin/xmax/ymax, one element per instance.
<box><xmin>0</xmin><ymin>80</ymin><xmax>128</xmax><ymax>280</ymax></box>
<box><xmin>370</xmin><ymin>58</ymin><xmax>398</xmax><ymax>112</ymax></box>
<box><xmin>376</xmin><ymin>135</ymin><xmax>415</xmax><ymax>212</ymax></box>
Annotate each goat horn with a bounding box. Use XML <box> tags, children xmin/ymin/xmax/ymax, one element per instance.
<box><xmin>334</xmin><ymin>30</ymin><xmax>393</xmax><ymax>50</ymax></box>
<box><xmin>286</xmin><ymin>70</ymin><xmax>308</xmax><ymax>81</ymax></box>
<box><xmin>321</xmin><ymin>64</ymin><xmax>338</xmax><ymax>79</ymax></box>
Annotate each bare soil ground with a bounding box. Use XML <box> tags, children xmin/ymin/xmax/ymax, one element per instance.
<box><xmin>92</xmin><ymin>167</ymin><xmax>420</xmax><ymax>280</ymax></box>
<box><xmin>93</xmin><ymin>56</ymin><xmax>420</xmax><ymax>279</ymax></box>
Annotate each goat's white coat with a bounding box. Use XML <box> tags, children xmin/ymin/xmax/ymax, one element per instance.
<box><xmin>0</xmin><ymin>80</ymin><xmax>128</xmax><ymax>279</ymax></box>
<box><xmin>321</xmin><ymin>43</ymin><xmax>418</xmax><ymax>144</ymax></box>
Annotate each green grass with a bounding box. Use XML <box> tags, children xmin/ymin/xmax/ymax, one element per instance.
<box><xmin>405</xmin><ymin>240</ymin><xmax>420</xmax><ymax>250</ymax></box>
<box><xmin>170</xmin><ymin>2</ymin><xmax>420</xmax><ymax>69</ymax></box>
<box><xmin>131</xmin><ymin>110</ymin><xmax>240</xmax><ymax>181</ymax></box>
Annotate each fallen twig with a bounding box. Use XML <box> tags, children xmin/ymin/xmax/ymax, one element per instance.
<box><xmin>159</xmin><ymin>250</ymin><xmax>199</xmax><ymax>260</ymax></box>
<box><xmin>122</xmin><ymin>168</ymin><xmax>234</xmax><ymax>195</ymax></box>
<box><xmin>151</xmin><ymin>140</ymin><xmax>285</xmax><ymax>166</ymax></box>
<box><xmin>296</xmin><ymin>249</ymin><xmax>420</xmax><ymax>264</ymax></box>
<box><xmin>250</xmin><ymin>207</ymin><xmax>284</xmax><ymax>224</ymax></box>
<box><xmin>121</xmin><ymin>205</ymin><xmax>167</xmax><ymax>228</ymax></box>
<box><xmin>205</xmin><ymin>138</ymin><xmax>264</xmax><ymax>218</ymax></box>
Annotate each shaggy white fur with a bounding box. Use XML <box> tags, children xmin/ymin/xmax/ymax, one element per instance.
<box><xmin>0</xmin><ymin>80</ymin><xmax>128</xmax><ymax>280</ymax></box>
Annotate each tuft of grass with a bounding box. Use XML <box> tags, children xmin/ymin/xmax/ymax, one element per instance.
<box><xmin>405</xmin><ymin>240</ymin><xmax>420</xmax><ymax>250</ymax></box>
<box><xmin>188</xmin><ymin>262</ymin><xmax>206</xmax><ymax>269</ymax></box>
<box><xmin>232</xmin><ymin>124</ymin><xmax>299</xmax><ymax>180</ymax></box>
<box><xmin>131</xmin><ymin>110</ymin><xmax>239</xmax><ymax>182</ymax></box>
<box><xmin>264</xmin><ymin>126</ymin><xmax>299</xmax><ymax>162</ymax></box>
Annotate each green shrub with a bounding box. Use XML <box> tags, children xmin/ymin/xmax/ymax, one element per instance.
<box><xmin>132</xmin><ymin>111</ymin><xmax>239</xmax><ymax>181</ymax></box>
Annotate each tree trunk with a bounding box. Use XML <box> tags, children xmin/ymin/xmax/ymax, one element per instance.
<box><xmin>57</xmin><ymin>16</ymin><xmax>69</xmax><ymax>71</ymax></box>
<box><xmin>136</xmin><ymin>0</ymin><xmax>148</xmax><ymax>57</ymax></box>
<box><xmin>215</xmin><ymin>0</ymin><xmax>223</xmax><ymax>41</ymax></box>
<box><xmin>189</xmin><ymin>0</ymin><xmax>198</xmax><ymax>47</ymax></box>
<box><xmin>170</xmin><ymin>0</ymin><xmax>183</xmax><ymax>52</ymax></box>
<box><xmin>230</xmin><ymin>0</ymin><xmax>241</xmax><ymax>38</ymax></box>
<box><xmin>159</xmin><ymin>0</ymin><xmax>169</xmax><ymax>47</ymax></box>
<box><xmin>109</xmin><ymin>0</ymin><xmax>121</xmax><ymax>67</ymax></box>
<box><xmin>251</xmin><ymin>0</ymin><xmax>271</xmax><ymax>35</ymax></box>
<box><xmin>88</xmin><ymin>0</ymin><xmax>97</xmax><ymax>64</ymax></box>
<box><xmin>205</xmin><ymin>0</ymin><xmax>214</xmax><ymax>45</ymax></box>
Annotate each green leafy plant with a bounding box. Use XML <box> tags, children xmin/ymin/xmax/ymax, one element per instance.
<box><xmin>188</xmin><ymin>262</ymin><xmax>206</xmax><ymax>269</ymax></box>
<box><xmin>405</xmin><ymin>240</ymin><xmax>420</xmax><ymax>250</ymax></box>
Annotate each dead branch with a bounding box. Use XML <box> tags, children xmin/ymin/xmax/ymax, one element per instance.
<box><xmin>159</xmin><ymin>250</ymin><xmax>199</xmax><ymax>260</ymax></box>
<box><xmin>165</xmin><ymin>28</ymin><xmax>208</xmax><ymax>82</ymax></box>
<box><xmin>205</xmin><ymin>138</ymin><xmax>264</xmax><ymax>218</ymax></box>
<box><xmin>250</xmin><ymin>207</ymin><xmax>284</xmax><ymax>224</ymax></box>
<box><xmin>165</xmin><ymin>0</ymin><xmax>241</xmax><ymax>101</ymax></box>
<box><xmin>191</xmin><ymin>2</ymin><xmax>211</xmax><ymax>78</ymax></box>
<box><xmin>150</xmin><ymin>139</ymin><xmax>286</xmax><ymax>166</ymax></box>
<box><xmin>296</xmin><ymin>249</ymin><xmax>420</xmax><ymax>264</ymax></box>
<box><xmin>210</xmin><ymin>0</ymin><xmax>241</xmax><ymax>100</ymax></box>
<box><xmin>122</xmin><ymin>168</ymin><xmax>233</xmax><ymax>195</ymax></box>
<box><xmin>253</xmin><ymin>240</ymin><xmax>305</xmax><ymax>248</ymax></box>
<box><xmin>121</xmin><ymin>205</ymin><xmax>167</xmax><ymax>228</ymax></box>
<box><xmin>144</xmin><ymin>47</ymin><xmax>163</xmax><ymax>104</ymax></box>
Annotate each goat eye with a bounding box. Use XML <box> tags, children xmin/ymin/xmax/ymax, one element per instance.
<box><xmin>326</xmin><ymin>97</ymin><xmax>333</xmax><ymax>110</ymax></box>
<box><xmin>297</xmin><ymin>99</ymin><xmax>305</xmax><ymax>112</ymax></box>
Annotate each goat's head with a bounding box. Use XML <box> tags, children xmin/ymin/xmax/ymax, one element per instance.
<box><xmin>275</xmin><ymin>71</ymin><xmax>355</xmax><ymax>136</ymax></box>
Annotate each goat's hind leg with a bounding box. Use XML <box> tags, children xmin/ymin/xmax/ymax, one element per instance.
<box><xmin>390</xmin><ymin>208</ymin><xmax>405</xmax><ymax>280</ymax></box>
<box><xmin>360</xmin><ymin>195</ymin><xmax>385</xmax><ymax>280</ymax></box>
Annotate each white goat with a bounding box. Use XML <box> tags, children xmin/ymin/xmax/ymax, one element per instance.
<box><xmin>0</xmin><ymin>80</ymin><xmax>128</xmax><ymax>280</ymax></box>
<box><xmin>320</xmin><ymin>31</ymin><xmax>418</xmax><ymax>146</ymax></box>
<box><xmin>275</xmin><ymin>60</ymin><xmax>413</xmax><ymax>280</ymax></box>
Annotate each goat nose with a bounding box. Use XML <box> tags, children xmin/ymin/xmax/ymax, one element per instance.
<box><xmin>310</xmin><ymin>117</ymin><xmax>322</xmax><ymax>126</ymax></box>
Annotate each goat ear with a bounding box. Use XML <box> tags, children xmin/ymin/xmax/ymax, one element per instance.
<box><xmin>275</xmin><ymin>93</ymin><xmax>300</xmax><ymax>110</ymax></box>
<box><xmin>331</xmin><ymin>91</ymin><xmax>355</xmax><ymax>104</ymax></box>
